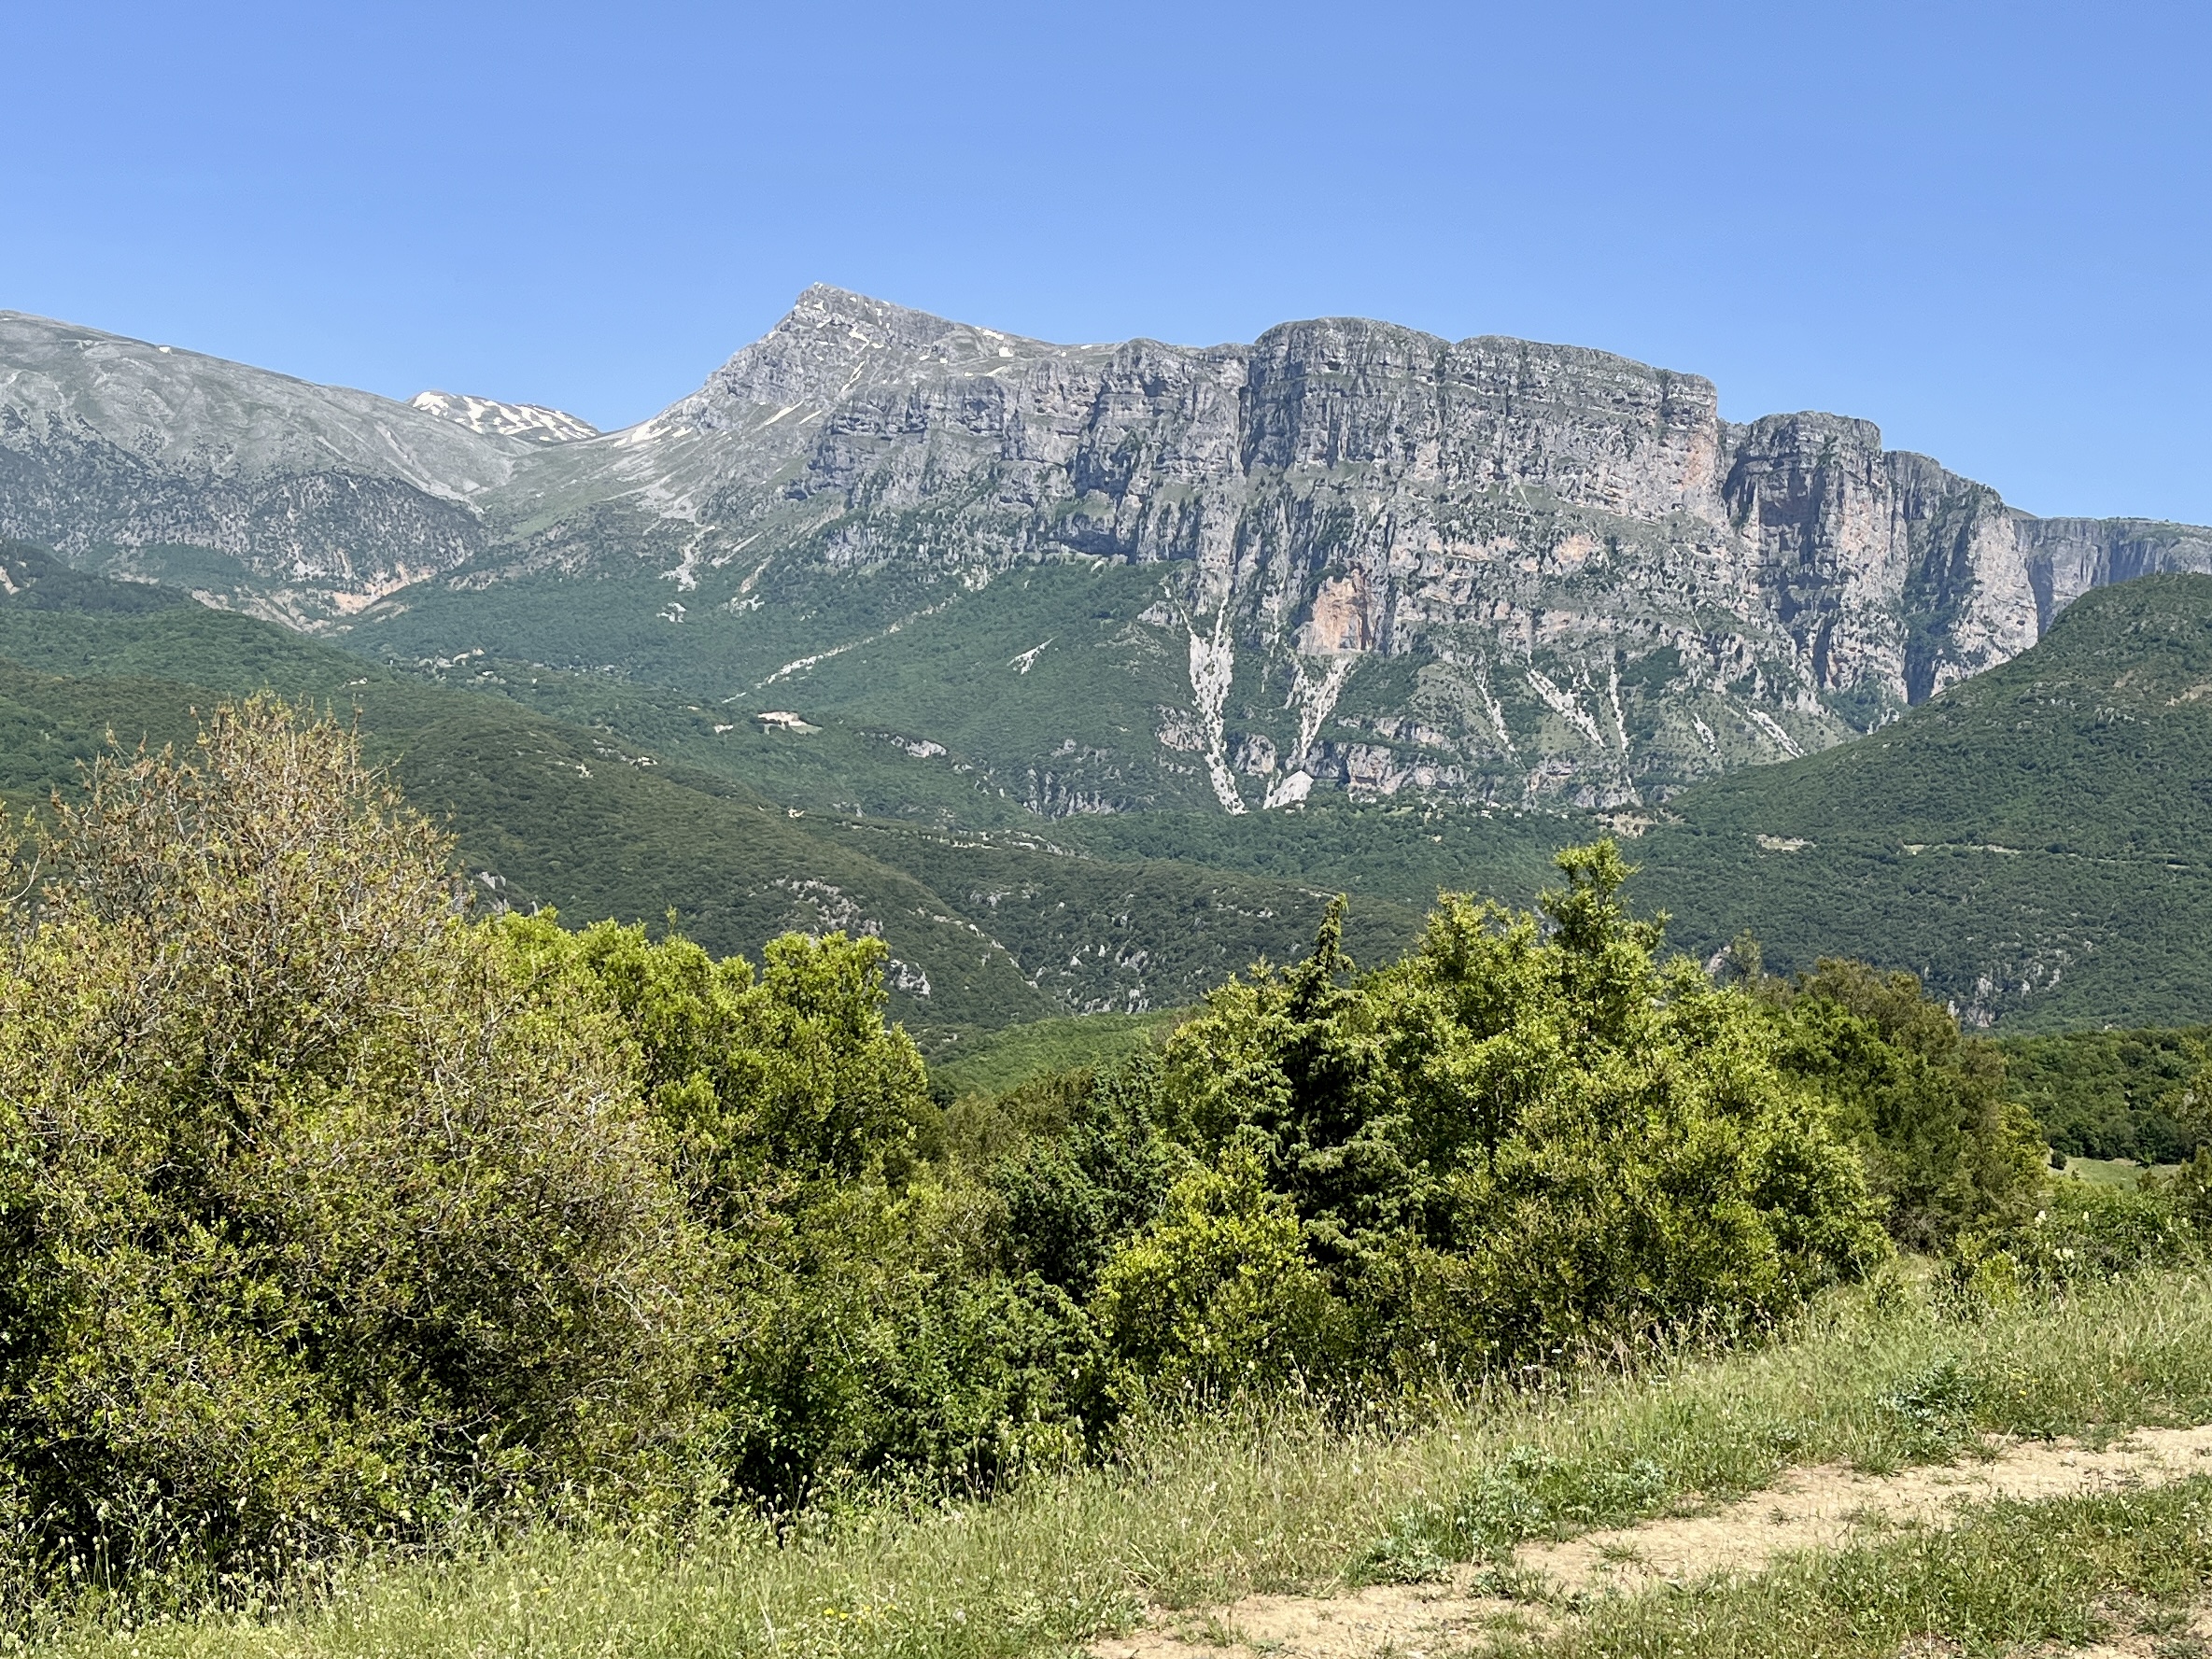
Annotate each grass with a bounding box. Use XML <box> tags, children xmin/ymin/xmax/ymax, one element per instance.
<box><xmin>2064</xmin><ymin>1155</ymin><xmax>2185</xmax><ymax>1188</ymax></box>
<box><xmin>1502</xmin><ymin>1476</ymin><xmax>2212</xmax><ymax>1659</ymax></box>
<box><xmin>23</xmin><ymin>1266</ymin><xmax>2212</xmax><ymax>1659</ymax></box>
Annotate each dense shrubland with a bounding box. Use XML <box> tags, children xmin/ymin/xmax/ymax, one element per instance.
<box><xmin>0</xmin><ymin>700</ymin><xmax>2201</xmax><ymax>1613</ymax></box>
<box><xmin>1998</xmin><ymin>1023</ymin><xmax>2212</xmax><ymax>1164</ymax></box>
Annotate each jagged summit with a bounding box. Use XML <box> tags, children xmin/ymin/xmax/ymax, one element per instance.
<box><xmin>664</xmin><ymin>284</ymin><xmax>1106</xmax><ymax>434</ymax></box>
<box><xmin>410</xmin><ymin>389</ymin><xmax>597</xmax><ymax>444</ymax></box>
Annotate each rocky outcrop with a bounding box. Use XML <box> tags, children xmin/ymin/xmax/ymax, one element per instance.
<box><xmin>6</xmin><ymin>288</ymin><xmax>2208</xmax><ymax>810</ymax></box>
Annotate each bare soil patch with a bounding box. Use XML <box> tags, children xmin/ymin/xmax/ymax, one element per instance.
<box><xmin>1092</xmin><ymin>1426</ymin><xmax>2212</xmax><ymax>1659</ymax></box>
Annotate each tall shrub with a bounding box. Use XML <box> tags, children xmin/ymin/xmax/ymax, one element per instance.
<box><xmin>1147</xmin><ymin>842</ymin><xmax>1889</xmax><ymax>1377</ymax></box>
<box><xmin>1763</xmin><ymin>959</ymin><xmax>2048</xmax><ymax>1250</ymax></box>
<box><xmin>0</xmin><ymin>700</ymin><xmax>712</xmax><ymax>1582</ymax></box>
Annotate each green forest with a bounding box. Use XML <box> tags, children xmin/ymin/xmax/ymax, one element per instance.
<box><xmin>7</xmin><ymin>543</ymin><xmax>2212</xmax><ymax>1037</ymax></box>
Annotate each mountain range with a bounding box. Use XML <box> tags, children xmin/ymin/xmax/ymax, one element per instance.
<box><xmin>4</xmin><ymin>291</ymin><xmax>2211</xmax><ymax>1033</ymax></box>
<box><xmin>8</xmin><ymin>288</ymin><xmax>2211</xmax><ymax>820</ymax></box>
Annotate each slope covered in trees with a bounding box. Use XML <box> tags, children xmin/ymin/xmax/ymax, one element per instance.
<box><xmin>1636</xmin><ymin>573</ymin><xmax>2212</xmax><ymax>1028</ymax></box>
<box><xmin>7</xmin><ymin>541</ymin><xmax>2212</xmax><ymax>1033</ymax></box>
<box><xmin>0</xmin><ymin>542</ymin><xmax>1431</xmax><ymax>1036</ymax></box>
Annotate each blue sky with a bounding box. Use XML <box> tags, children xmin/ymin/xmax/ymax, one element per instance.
<box><xmin>4</xmin><ymin>1</ymin><xmax>2207</xmax><ymax>521</ymax></box>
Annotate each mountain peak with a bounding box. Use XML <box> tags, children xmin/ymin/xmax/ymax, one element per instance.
<box><xmin>665</xmin><ymin>286</ymin><xmax>1096</xmax><ymax>433</ymax></box>
<box><xmin>409</xmin><ymin>390</ymin><xmax>597</xmax><ymax>445</ymax></box>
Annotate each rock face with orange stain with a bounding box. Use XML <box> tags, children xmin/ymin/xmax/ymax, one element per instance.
<box><xmin>471</xmin><ymin>288</ymin><xmax>2212</xmax><ymax>808</ymax></box>
<box><xmin>7</xmin><ymin>287</ymin><xmax>2210</xmax><ymax>811</ymax></box>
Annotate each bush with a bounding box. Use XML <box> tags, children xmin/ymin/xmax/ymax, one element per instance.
<box><xmin>520</xmin><ymin>911</ymin><xmax>1121</xmax><ymax>1503</ymax></box>
<box><xmin>0</xmin><ymin>700</ymin><xmax>714</xmax><ymax>1585</ymax></box>
<box><xmin>1150</xmin><ymin>842</ymin><xmax>1890</xmax><ymax>1377</ymax></box>
<box><xmin>1095</xmin><ymin>1138</ymin><xmax>1355</xmax><ymax>1402</ymax></box>
<box><xmin>971</xmin><ymin>1056</ymin><xmax>1180</xmax><ymax>1298</ymax></box>
<box><xmin>1955</xmin><ymin>1178</ymin><xmax>2201</xmax><ymax>1299</ymax></box>
<box><xmin>1762</xmin><ymin>959</ymin><xmax>2050</xmax><ymax>1250</ymax></box>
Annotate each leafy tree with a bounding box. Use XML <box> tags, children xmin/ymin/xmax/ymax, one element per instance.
<box><xmin>1762</xmin><ymin>959</ymin><xmax>2048</xmax><ymax>1250</ymax></box>
<box><xmin>517</xmin><ymin>912</ymin><xmax>1111</xmax><ymax>1502</ymax></box>
<box><xmin>1148</xmin><ymin>842</ymin><xmax>1888</xmax><ymax>1376</ymax></box>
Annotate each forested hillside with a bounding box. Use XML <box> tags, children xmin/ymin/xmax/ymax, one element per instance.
<box><xmin>8</xmin><ymin>544</ymin><xmax>2212</xmax><ymax>1032</ymax></box>
<box><xmin>1636</xmin><ymin>572</ymin><xmax>2212</xmax><ymax>1028</ymax></box>
<box><xmin>0</xmin><ymin>543</ymin><xmax>1429</xmax><ymax>1035</ymax></box>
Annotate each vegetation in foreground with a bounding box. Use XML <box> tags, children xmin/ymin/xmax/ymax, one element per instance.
<box><xmin>19</xmin><ymin>1266</ymin><xmax>2212</xmax><ymax>1657</ymax></box>
<box><xmin>7</xmin><ymin>698</ymin><xmax>2212</xmax><ymax>1650</ymax></box>
<box><xmin>1509</xmin><ymin>1472</ymin><xmax>2212</xmax><ymax>1659</ymax></box>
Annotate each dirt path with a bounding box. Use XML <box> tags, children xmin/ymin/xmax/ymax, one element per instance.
<box><xmin>1093</xmin><ymin>1425</ymin><xmax>2212</xmax><ymax>1659</ymax></box>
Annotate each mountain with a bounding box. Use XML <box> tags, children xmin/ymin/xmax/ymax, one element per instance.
<box><xmin>0</xmin><ymin>312</ymin><xmax>528</xmax><ymax>626</ymax></box>
<box><xmin>1634</xmin><ymin>572</ymin><xmax>2212</xmax><ymax>1030</ymax></box>
<box><xmin>0</xmin><ymin>541</ymin><xmax>1442</xmax><ymax>1037</ymax></box>
<box><xmin>409</xmin><ymin>390</ymin><xmax>598</xmax><ymax>444</ymax></box>
<box><xmin>8</xmin><ymin>289</ymin><xmax>2210</xmax><ymax>822</ymax></box>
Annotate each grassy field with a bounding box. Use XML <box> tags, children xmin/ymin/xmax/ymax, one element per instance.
<box><xmin>2062</xmin><ymin>1155</ymin><xmax>2184</xmax><ymax>1188</ymax></box>
<box><xmin>24</xmin><ymin>1266</ymin><xmax>2212</xmax><ymax>1659</ymax></box>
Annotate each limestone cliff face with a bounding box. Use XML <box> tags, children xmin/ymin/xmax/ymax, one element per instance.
<box><xmin>7</xmin><ymin>287</ymin><xmax>2210</xmax><ymax>811</ymax></box>
<box><xmin>537</xmin><ymin>287</ymin><xmax>2210</xmax><ymax>808</ymax></box>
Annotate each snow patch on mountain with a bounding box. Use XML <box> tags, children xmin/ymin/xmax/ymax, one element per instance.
<box><xmin>410</xmin><ymin>390</ymin><xmax>597</xmax><ymax>445</ymax></box>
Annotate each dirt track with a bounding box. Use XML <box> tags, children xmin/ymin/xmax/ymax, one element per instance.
<box><xmin>1092</xmin><ymin>1425</ymin><xmax>2212</xmax><ymax>1659</ymax></box>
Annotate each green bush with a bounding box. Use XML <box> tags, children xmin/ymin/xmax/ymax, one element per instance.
<box><xmin>1955</xmin><ymin>1178</ymin><xmax>2201</xmax><ymax>1300</ymax></box>
<box><xmin>0</xmin><ymin>700</ymin><xmax>714</xmax><ymax>1585</ymax></box>
<box><xmin>1094</xmin><ymin>1139</ymin><xmax>1355</xmax><ymax>1402</ymax></box>
<box><xmin>1761</xmin><ymin>959</ymin><xmax>2050</xmax><ymax>1250</ymax></box>
<box><xmin>514</xmin><ymin>912</ymin><xmax>1120</xmax><ymax>1503</ymax></box>
<box><xmin>707</xmin><ymin>1167</ymin><xmax>1105</xmax><ymax>1502</ymax></box>
<box><xmin>1150</xmin><ymin>841</ymin><xmax>1890</xmax><ymax>1377</ymax></box>
<box><xmin>970</xmin><ymin>1057</ymin><xmax>1180</xmax><ymax>1298</ymax></box>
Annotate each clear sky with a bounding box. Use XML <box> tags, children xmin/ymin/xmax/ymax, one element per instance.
<box><xmin>4</xmin><ymin>1</ymin><xmax>2207</xmax><ymax>522</ymax></box>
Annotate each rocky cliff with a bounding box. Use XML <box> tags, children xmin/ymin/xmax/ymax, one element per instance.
<box><xmin>6</xmin><ymin>288</ymin><xmax>2209</xmax><ymax>812</ymax></box>
<box><xmin>475</xmin><ymin>287</ymin><xmax>2212</xmax><ymax>809</ymax></box>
